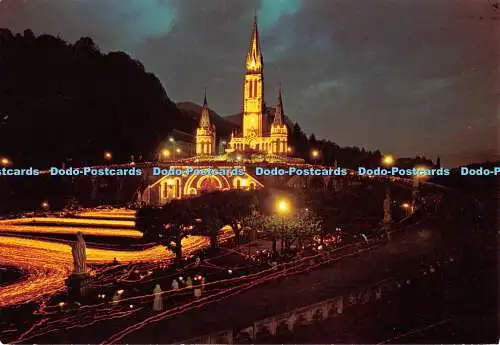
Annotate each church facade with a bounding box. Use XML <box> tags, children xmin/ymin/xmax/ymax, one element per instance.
<box><xmin>195</xmin><ymin>16</ymin><xmax>289</xmax><ymax>158</ymax></box>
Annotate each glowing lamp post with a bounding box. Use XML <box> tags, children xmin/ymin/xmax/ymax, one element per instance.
<box><xmin>0</xmin><ymin>157</ymin><xmax>10</xmax><ymax>167</ymax></box>
<box><xmin>104</xmin><ymin>151</ymin><xmax>112</xmax><ymax>161</ymax></box>
<box><xmin>382</xmin><ymin>154</ymin><xmax>395</xmax><ymax>167</ymax></box>
<box><xmin>381</xmin><ymin>154</ymin><xmax>395</xmax><ymax>240</ymax></box>
<box><xmin>401</xmin><ymin>202</ymin><xmax>411</xmax><ymax>216</ymax></box>
<box><xmin>276</xmin><ymin>198</ymin><xmax>291</xmax><ymax>253</ymax></box>
<box><xmin>311</xmin><ymin>149</ymin><xmax>320</xmax><ymax>163</ymax></box>
<box><xmin>41</xmin><ymin>201</ymin><xmax>50</xmax><ymax>212</ymax></box>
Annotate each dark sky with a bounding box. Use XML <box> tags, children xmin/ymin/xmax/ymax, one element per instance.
<box><xmin>0</xmin><ymin>0</ymin><xmax>498</xmax><ymax>167</ymax></box>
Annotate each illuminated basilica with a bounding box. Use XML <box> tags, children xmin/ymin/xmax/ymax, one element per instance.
<box><xmin>195</xmin><ymin>16</ymin><xmax>289</xmax><ymax>159</ymax></box>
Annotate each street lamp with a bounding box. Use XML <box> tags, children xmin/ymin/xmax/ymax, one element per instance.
<box><xmin>401</xmin><ymin>202</ymin><xmax>411</xmax><ymax>216</ymax></box>
<box><xmin>276</xmin><ymin>198</ymin><xmax>290</xmax><ymax>253</ymax></box>
<box><xmin>381</xmin><ymin>154</ymin><xmax>395</xmax><ymax>240</ymax></box>
<box><xmin>311</xmin><ymin>149</ymin><xmax>320</xmax><ymax>159</ymax></box>
<box><xmin>104</xmin><ymin>151</ymin><xmax>112</xmax><ymax>160</ymax></box>
<box><xmin>176</xmin><ymin>148</ymin><xmax>181</xmax><ymax>154</ymax></box>
<box><xmin>41</xmin><ymin>201</ymin><xmax>49</xmax><ymax>211</ymax></box>
<box><xmin>0</xmin><ymin>157</ymin><xmax>10</xmax><ymax>167</ymax></box>
<box><xmin>382</xmin><ymin>154</ymin><xmax>395</xmax><ymax>167</ymax></box>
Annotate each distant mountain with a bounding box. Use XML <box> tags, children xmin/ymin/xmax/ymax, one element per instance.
<box><xmin>176</xmin><ymin>101</ymin><xmax>239</xmax><ymax>140</ymax></box>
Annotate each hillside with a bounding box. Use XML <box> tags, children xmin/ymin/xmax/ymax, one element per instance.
<box><xmin>176</xmin><ymin>101</ymin><xmax>238</xmax><ymax>140</ymax></box>
<box><xmin>0</xmin><ymin>29</ymin><xmax>195</xmax><ymax>167</ymax></box>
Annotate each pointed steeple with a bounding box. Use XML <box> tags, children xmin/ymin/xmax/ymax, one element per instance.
<box><xmin>200</xmin><ymin>90</ymin><xmax>211</xmax><ymax>128</ymax></box>
<box><xmin>246</xmin><ymin>15</ymin><xmax>263</xmax><ymax>73</ymax></box>
<box><xmin>273</xmin><ymin>84</ymin><xmax>284</xmax><ymax>125</ymax></box>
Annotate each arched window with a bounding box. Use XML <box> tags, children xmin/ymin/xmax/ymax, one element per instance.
<box><xmin>249</xmin><ymin>81</ymin><xmax>253</xmax><ymax>98</ymax></box>
<box><xmin>253</xmin><ymin>80</ymin><xmax>257</xmax><ymax>97</ymax></box>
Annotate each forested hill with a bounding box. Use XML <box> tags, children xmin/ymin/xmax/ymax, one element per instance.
<box><xmin>0</xmin><ymin>29</ymin><xmax>196</xmax><ymax>167</ymax></box>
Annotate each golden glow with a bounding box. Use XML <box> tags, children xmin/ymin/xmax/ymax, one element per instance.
<box><xmin>414</xmin><ymin>165</ymin><xmax>429</xmax><ymax>179</ymax></box>
<box><xmin>41</xmin><ymin>201</ymin><xmax>49</xmax><ymax>209</ymax></box>
<box><xmin>311</xmin><ymin>149</ymin><xmax>320</xmax><ymax>158</ymax></box>
<box><xmin>0</xmin><ymin>157</ymin><xmax>10</xmax><ymax>166</ymax></box>
<box><xmin>176</xmin><ymin>148</ymin><xmax>181</xmax><ymax>154</ymax></box>
<box><xmin>162</xmin><ymin>149</ymin><xmax>171</xmax><ymax>158</ymax></box>
<box><xmin>169</xmin><ymin>137</ymin><xmax>175</xmax><ymax>142</ymax></box>
<box><xmin>0</xmin><ymin>217</ymin><xmax>135</xmax><ymax>228</ymax></box>
<box><xmin>76</xmin><ymin>209</ymin><xmax>136</xmax><ymax>219</ymax></box>
<box><xmin>401</xmin><ymin>202</ymin><xmax>410</xmax><ymax>209</ymax></box>
<box><xmin>0</xmin><ymin>224</ymin><xmax>142</xmax><ymax>238</ymax></box>
<box><xmin>276</xmin><ymin>198</ymin><xmax>290</xmax><ymax>214</ymax></box>
<box><xmin>0</xmin><ymin>235</ymin><xmax>208</xmax><ymax>307</ymax></box>
<box><xmin>104</xmin><ymin>151</ymin><xmax>112</xmax><ymax>160</ymax></box>
<box><xmin>382</xmin><ymin>154</ymin><xmax>395</xmax><ymax>166</ymax></box>
<box><xmin>287</xmin><ymin>146</ymin><xmax>292</xmax><ymax>153</ymax></box>
<box><xmin>236</xmin><ymin>155</ymin><xmax>242</xmax><ymax>161</ymax></box>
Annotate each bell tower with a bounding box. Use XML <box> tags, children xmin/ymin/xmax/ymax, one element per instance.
<box><xmin>196</xmin><ymin>90</ymin><xmax>216</xmax><ymax>156</ymax></box>
<box><xmin>243</xmin><ymin>15</ymin><xmax>264</xmax><ymax>139</ymax></box>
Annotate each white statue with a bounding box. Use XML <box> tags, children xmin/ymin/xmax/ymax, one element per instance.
<box><xmin>71</xmin><ymin>232</ymin><xmax>87</xmax><ymax>274</ymax></box>
<box><xmin>153</xmin><ymin>284</ymin><xmax>163</xmax><ymax>311</ymax></box>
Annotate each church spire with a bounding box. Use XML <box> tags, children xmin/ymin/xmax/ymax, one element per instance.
<box><xmin>246</xmin><ymin>15</ymin><xmax>263</xmax><ymax>73</ymax></box>
<box><xmin>273</xmin><ymin>85</ymin><xmax>284</xmax><ymax>125</ymax></box>
<box><xmin>200</xmin><ymin>90</ymin><xmax>211</xmax><ymax>128</ymax></box>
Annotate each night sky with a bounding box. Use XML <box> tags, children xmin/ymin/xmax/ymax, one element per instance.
<box><xmin>0</xmin><ymin>0</ymin><xmax>497</xmax><ymax>167</ymax></box>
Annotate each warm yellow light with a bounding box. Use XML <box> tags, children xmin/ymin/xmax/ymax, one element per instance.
<box><xmin>276</xmin><ymin>199</ymin><xmax>290</xmax><ymax>214</ymax></box>
<box><xmin>401</xmin><ymin>202</ymin><xmax>410</xmax><ymax>209</ymax></box>
<box><xmin>414</xmin><ymin>165</ymin><xmax>429</xmax><ymax>179</ymax></box>
<box><xmin>41</xmin><ymin>201</ymin><xmax>49</xmax><ymax>209</ymax></box>
<box><xmin>311</xmin><ymin>150</ymin><xmax>320</xmax><ymax>158</ymax></box>
<box><xmin>382</xmin><ymin>155</ymin><xmax>395</xmax><ymax>166</ymax></box>
<box><xmin>236</xmin><ymin>155</ymin><xmax>242</xmax><ymax>161</ymax></box>
<box><xmin>0</xmin><ymin>157</ymin><xmax>10</xmax><ymax>166</ymax></box>
<box><xmin>176</xmin><ymin>148</ymin><xmax>181</xmax><ymax>154</ymax></box>
<box><xmin>169</xmin><ymin>137</ymin><xmax>175</xmax><ymax>142</ymax></box>
<box><xmin>104</xmin><ymin>151</ymin><xmax>112</xmax><ymax>160</ymax></box>
<box><xmin>162</xmin><ymin>149</ymin><xmax>170</xmax><ymax>157</ymax></box>
<box><xmin>287</xmin><ymin>146</ymin><xmax>292</xmax><ymax>153</ymax></box>
<box><xmin>241</xmin><ymin>179</ymin><xmax>247</xmax><ymax>187</ymax></box>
